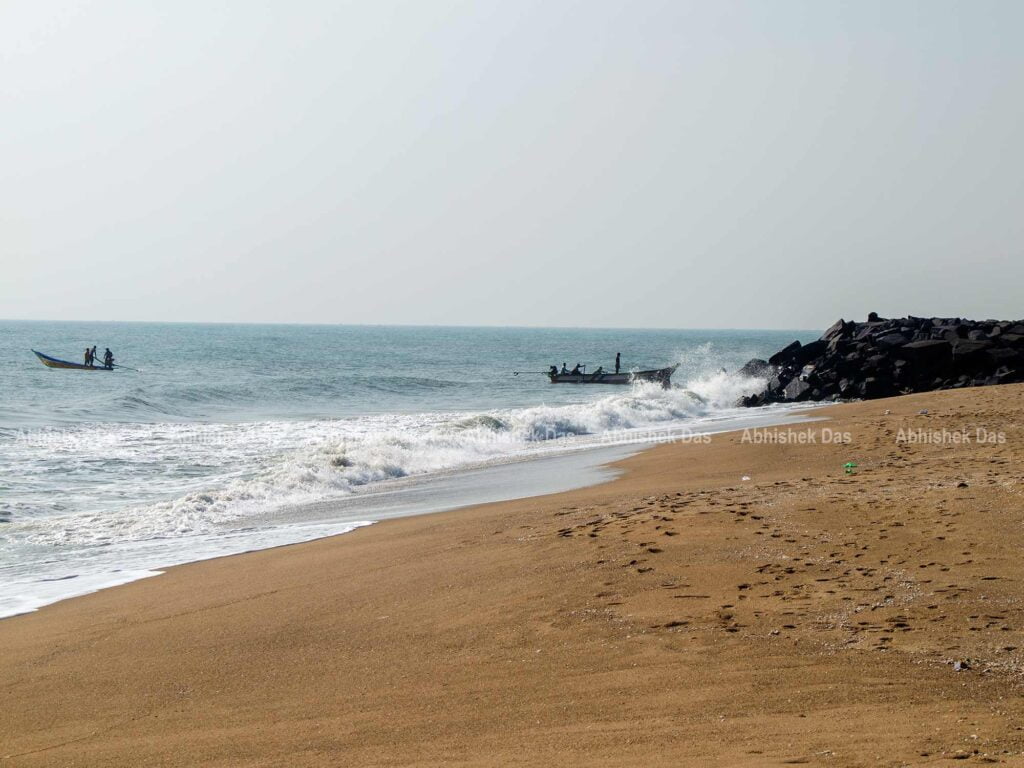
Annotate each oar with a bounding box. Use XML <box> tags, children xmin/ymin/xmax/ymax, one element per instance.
<box><xmin>103</xmin><ymin>360</ymin><xmax>141</xmax><ymax>372</ymax></box>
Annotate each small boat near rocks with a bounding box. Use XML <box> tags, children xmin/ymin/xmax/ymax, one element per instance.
<box><xmin>545</xmin><ymin>364</ymin><xmax>678</xmax><ymax>388</ymax></box>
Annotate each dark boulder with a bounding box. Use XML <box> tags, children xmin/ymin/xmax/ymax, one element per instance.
<box><xmin>876</xmin><ymin>332</ymin><xmax>910</xmax><ymax>348</ymax></box>
<box><xmin>855</xmin><ymin>325</ymin><xmax>879</xmax><ymax>341</ymax></box>
<box><xmin>995</xmin><ymin>366</ymin><xmax>1018</xmax><ymax>382</ymax></box>
<box><xmin>767</xmin><ymin>373</ymin><xmax>792</xmax><ymax>391</ymax></box>
<box><xmin>860</xmin><ymin>376</ymin><xmax>895</xmax><ymax>398</ymax></box>
<box><xmin>952</xmin><ymin>339</ymin><xmax>993</xmax><ymax>359</ymax></box>
<box><xmin>737</xmin><ymin>358</ymin><xmax>775</xmax><ymax>378</ymax></box>
<box><xmin>822</xmin><ymin>318</ymin><xmax>851</xmax><ymax>340</ymax></box>
<box><xmin>783</xmin><ymin>379</ymin><xmax>812</xmax><ymax>401</ymax></box>
<box><xmin>793</xmin><ymin>339</ymin><xmax>827</xmax><ymax>366</ymax></box>
<box><xmin>951</xmin><ymin>340</ymin><xmax>994</xmax><ymax>374</ymax></box>
<box><xmin>865</xmin><ymin>353</ymin><xmax>888</xmax><ymax>369</ymax></box>
<box><xmin>826</xmin><ymin>337</ymin><xmax>849</xmax><ymax>356</ymax></box>
<box><xmin>987</xmin><ymin>347</ymin><xmax>1021</xmax><ymax>367</ymax></box>
<box><xmin>768</xmin><ymin>340</ymin><xmax>802</xmax><ymax>367</ymax></box>
<box><xmin>903</xmin><ymin>339</ymin><xmax>952</xmax><ymax>365</ymax></box>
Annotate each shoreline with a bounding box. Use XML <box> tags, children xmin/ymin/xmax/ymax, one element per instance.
<box><xmin>2</xmin><ymin>405</ymin><xmax>818</xmax><ymax>620</ymax></box>
<box><xmin>4</xmin><ymin>385</ymin><xmax>1024</xmax><ymax>764</ymax></box>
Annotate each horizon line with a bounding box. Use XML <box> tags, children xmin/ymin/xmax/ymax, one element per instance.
<box><xmin>0</xmin><ymin>317</ymin><xmax>823</xmax><ymax>334</ymax></box>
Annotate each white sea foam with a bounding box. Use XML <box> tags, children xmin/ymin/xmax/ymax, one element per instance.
<box><xmin>4</xmin><ymin>369</ymin><xmax>770</xmax><ymax>549</ymax></box>
<box><xmin>0</xmin><ymin>366</ymin><xmax>785</xmax><ymax>618</ymax></box>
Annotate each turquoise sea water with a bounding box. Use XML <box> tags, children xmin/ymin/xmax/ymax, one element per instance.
<box><xmin>1</xmin><ymin>322</ymin><xmax>811</xmax><ymax>425</ymax></box>
<box><xmin>0</xmin><ymin>321</ymin><xmax>816</xmax><ymax>617</ymax></box>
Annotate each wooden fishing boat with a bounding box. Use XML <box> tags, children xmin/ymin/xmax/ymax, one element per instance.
<box><xmin>32</xmin><ymin>350</ymin><xmax>114</xmax><ymax>370</ymax></box>
<box><xmin>548</xmin><ymin>364</ymin><xmax>678</xmax><ymax>388</ymax></box>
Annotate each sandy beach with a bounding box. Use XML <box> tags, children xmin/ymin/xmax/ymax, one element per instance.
<box><xmin>4</xmin><ymin>384</ymin><xmax>1024</xmax><ymax>766</ymax></box>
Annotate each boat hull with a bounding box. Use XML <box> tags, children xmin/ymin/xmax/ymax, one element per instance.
<box><xmin>32</xmin><ymin>350</ymin><xmax>113</xmax><ymax>370</ymax></box>
<box><xmin>548</xmin><ymin>365</ymin><xmax>677</xmax><ymax>388</ymax></box>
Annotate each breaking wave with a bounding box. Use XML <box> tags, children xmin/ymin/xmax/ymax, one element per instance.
<box><xmin>4</xmin><ymin>367</ymin><xmax>769</xmax><ymax>551</ymax></box>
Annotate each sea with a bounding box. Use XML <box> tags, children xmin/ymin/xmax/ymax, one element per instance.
<box><xmin>0</xmin><ymin>321</ymin><xmax>818</xmax><ymax>618</ymax></box>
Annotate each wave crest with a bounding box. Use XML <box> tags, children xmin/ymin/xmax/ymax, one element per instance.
<box><xmin>7</xmin><ymin>368</ymin><xmax>771</xmax><ymax>549</ymax></box>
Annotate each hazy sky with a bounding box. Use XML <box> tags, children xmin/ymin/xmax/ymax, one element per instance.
<box><xmin>2</xmin><ymin>1</ymin><xmax>1021</xmax><ymax>329</ymax></box>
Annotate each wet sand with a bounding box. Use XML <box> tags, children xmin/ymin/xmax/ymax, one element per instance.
<box><xmin>3</xmin><ymin>384</ymin><xmax>1024</xmax><ymax>766</ymax></box>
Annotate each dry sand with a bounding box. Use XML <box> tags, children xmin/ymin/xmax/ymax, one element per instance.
<box><xmin>3</xmin><ymin>385</ymin><xmax>1024</xmax><ymax>766</ymax></box>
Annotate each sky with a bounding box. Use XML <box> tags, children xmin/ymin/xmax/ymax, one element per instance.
<box><xmin>1</xmin><ymin>1</ymin><xmax>1021</xmax><ymax>330</ymax></box>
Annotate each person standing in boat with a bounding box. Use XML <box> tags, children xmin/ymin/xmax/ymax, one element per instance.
<box><xmin>90</xmin><ymin>346</ymin><xmax>98</xmax><ymax>368</ymax></box>
<box><xmin>84</xmin><ymin>347</ymin><xmax>92</xmax><ymax>367</ymax></box>
<box><xmin>103</xmin><ymin>348</ymin><xmax>114</xmax><ymax>369</ymax></box>
<box><xmin>615</xmin><ymin>352</ymin><xmax>621</xmax><ymax>374</ymax></box>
